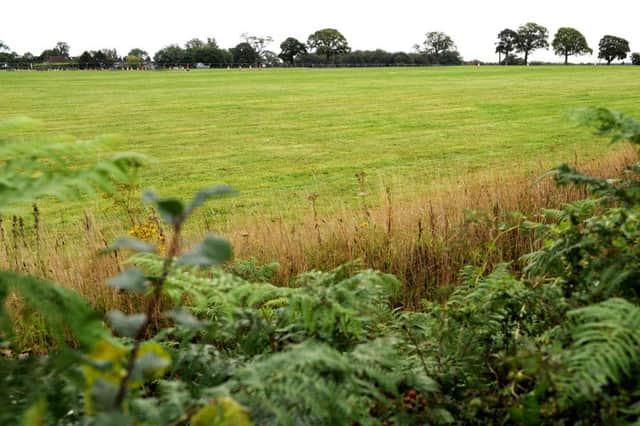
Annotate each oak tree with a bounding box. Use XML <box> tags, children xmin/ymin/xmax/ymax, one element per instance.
<box><xmin>552</xmin><ymin>27</ymin><xmax>592</xmax><ymax>64</ymax></box>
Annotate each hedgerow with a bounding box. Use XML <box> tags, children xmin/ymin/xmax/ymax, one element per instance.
<box><xmin>1</xmin><ymin>108</ymin><xmax>640</xmax><ymax>424</ymax></box>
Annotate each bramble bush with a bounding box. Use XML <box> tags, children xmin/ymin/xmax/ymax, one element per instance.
<box><xmin>2</xmin><ymin>108</ymin><xmax>640</xmax><ymax>424</ymax></box>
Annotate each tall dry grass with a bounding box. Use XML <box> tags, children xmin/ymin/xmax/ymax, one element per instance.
<box><xmin>1</xmin><ymin>146</ymin><xmax>636</xmax><ymax>311</ymax></box>
<box><xmin>225</xmin><ymin>146</ymin><xmax>637</xmax><ymax>307</ymax></box>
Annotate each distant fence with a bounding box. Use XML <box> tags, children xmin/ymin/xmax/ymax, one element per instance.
<box><xmin>2</xmin><ymin>61</ymin><xmax>617</xmax><ymax>71</ymax></box>
<box><xmin>1</xmin><ymin>62</ymin><xmax>481</xmax><ymax>71</ymax></box>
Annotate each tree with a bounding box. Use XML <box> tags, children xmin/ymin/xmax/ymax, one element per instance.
<box><xmin>241</xmin><ymin>33</ymin><xmax>273</xmax><ymax>64</ymax></box>
<box><xmin>206</xmin><ymin>38</ymin><xmax>219</xmax><ymax>48</ymax></box>
<box><xmin>307</xmin><ymin>28</ymin><xmax>350</xmax><ymax>63</ymax></box>
<box><xmin>0</xmin><ymin>41</ymin><xmax>13</xmax><ymax>66</ymax></box>
<box><xmin>78</xmin><ymin>51</ymin><xmax>93</xmax><ymax>69</ymax></box>
<box><xmin>99</xmin><ymin>49</ymin><xmax>119</xmax><ymax>68</ymax></box>
<box><xmin>126</xmin><ymin>55</ymin><xmax>143</xmax><ymax>68</ymax></box>
<box><xmin>153</xmin><ymin>44</ymin><xmax>184</xmax><ymax>67</ymax></box>
<box><xmin>262</xmin><ymin>50</ymin><xmax>281</xmax><ymax>67</ymax></box>
<box><xmin>632</xmin><ymin>53</ymin><xmax>640</xmax><ymax>65</ymax></box>
<box><xmin>279</xmin><ymin>37</ymin><xmax>307</xmax><ymax>65</ymax></box>
<box><xmin>128</xmin><ymin>48</ymin><xmax>149</xmax><ymax>62</ymax></box>
<box><xmin>552</xmin><ymin>27</ymin><xmax>592</xmax><ymax>64</ymax></box>
<box><xmin>53</xmin><ymin>41</ymin><xmax>70</xmax><ymax>58</ymax></box>
<box><xmin>495</xmin><ymin>29</ymin><xmax>519</xmax><ymax>64</ymax></box>
<box><xmin>392</xmin><ymin>52</ymin><xmax>412</xmax><ymax>65</ymax></box>
<box><xmin>598</xmin><ymin>35</ymin><xmax>630</xmax><ymax>65</ymax></box>
<box><xmin>515</xmin><ymin>23</ymin><xmax>549</xmax><ymax>65</ymax></box>
<box><xmin>231</xmin><ymin>42</ymin><xmax>258</xmax><ymax>65</ymax></box>
<box><xmin>185</xmin><ymin>38</ymin><xmax>205</xmax><ymax>50</ymax></box>
<box><xmin>417</xmin><ymin>31</ymin><xmax>456</xmax><ymax>63</ymax></box>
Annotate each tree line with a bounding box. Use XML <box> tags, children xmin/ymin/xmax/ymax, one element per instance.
<box><xmin>1</xmin><ymin>25</ymin><xmax>637</xmax><ymax>69</ymax></box>
<box><xmin>495</xmin><ymin>23</ymin><xmax>633</xmax><ymax>65</ymax></box>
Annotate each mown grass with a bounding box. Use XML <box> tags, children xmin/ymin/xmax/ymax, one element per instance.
<box><xmin>1</xmin><ymin>66</ymin><xmax>640</xmax><ymax>220</ymax></box>
<box><xmin>2</xmin><ymin>66</ymin><xmax>640</xmax><ymax>348</ymax></box>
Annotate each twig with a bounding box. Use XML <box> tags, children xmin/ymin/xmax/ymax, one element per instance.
<box><xmin>113</xmin><ymin>222</ymin><xmax>182</xmax><ymax>409</ymax></box>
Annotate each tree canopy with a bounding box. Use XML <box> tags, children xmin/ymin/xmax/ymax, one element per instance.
<box><xmin>598</xmin><ymin>35</ymin><xmax>630</xmax><ymax>64</ymax></box>
<box><xmin>54</xmin><ymin>41</ymin><xmax>70</xmax><ymax>58</ymax></box>
<box><xmin>153</xmin><ymin>44</ymin><xmax>184</xmax><ymax>67</ymax></box>
<box><xmin>414</xmin><ymin>32</ymin><xmax>462</xmax><ymax>65</ymax></box>
<box><xmin>418</xmin><ymin>32</ymin><xmax>455</xmax><ymax>57</ymax></box>
<box><xmin>126</xmin><ymin>48</ymin><xmax>149</xmax><ymax>66</ymax></box>
<box><xmin>241</xmin><ymin>33</ymin><xmax>273</xmax><ymax>64</ymax></box>
<box><xmin>232</xmin><ymin>42</ymin><xmax>259</xmax><ymax>66</ymax></box>
<box><xmin>515</xmin><ymin>22</ymin><xmax>549</xmax><ymax>65</ymax></box>
<box><xmin>279</xmin><ymin>37</ymin><xmax>307</xmax><ymax>65</ymax></box>
<box><xmin>495</xmin><ymin>29</ymin><xmax>519</xmax><ymax>64</ymax></box>
<box><xmin>552</xmin><ymin>27</ymin><xmax>592</xmax><ymax>64</ymax></box>
<box><xmin>307</xmin><ymin>29</ymin><xmax>350</xmax><ymax>63</ymax></box>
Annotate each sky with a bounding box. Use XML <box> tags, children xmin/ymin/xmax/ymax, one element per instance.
<box><xmin>2</xmin><ymin>0</ymin><xmax>639</xmax><ymax>63</ymax></box>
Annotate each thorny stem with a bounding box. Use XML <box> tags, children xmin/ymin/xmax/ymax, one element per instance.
<box><xmin>113</xmin><ymin>222</ymin><xmax>182</xmax><ymax>410</ymax></box>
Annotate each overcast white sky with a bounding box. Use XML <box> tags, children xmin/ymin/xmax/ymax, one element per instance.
<box><xmin>2</xmin><ymin>0</ymin><xmax>639</xmax><ymax>63</ymax></box>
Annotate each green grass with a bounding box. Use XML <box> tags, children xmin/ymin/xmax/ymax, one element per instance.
<box><xmin>2</xmin><ymin>66</ymin><xmax>640</xmax><ymax>218</ymax></box>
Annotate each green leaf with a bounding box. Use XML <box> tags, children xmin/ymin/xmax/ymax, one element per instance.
<box><xmin>143</xmin><ymin>190</ymin><xmax>185</xmax><ymax>225</ymax></box>
<box><xmin>104</xmin><ymin>237</ymin><xmax>155</xmax><ymax>254</ymax></box>
<box><xmin>164</xmin><ymin>307</ymin><xmax>209</xmax><ymax>330</ymax></box>
<box><xmin>0</xmin><ymin>271</ymin><xmax>104</xmax><ymax>347</ymax></box>
<box><xmin>177</xmin><ymin>234</ymin><xmax>233</xmax><ymax>267</ymax></box>
<box><xmin>90</xmin><ymin>378</ymin><xmax>119</xmax><ymax>413</ymax></box>
<box><xmin>131</xmin><ymin>343</ymin><xmax>171</xmax><ymax>382</ymax></box>
<box><xmin>106</xmin><ymin>268</ymin><xmax>148</xmax><ymax>293</ymax></box>
<box><xmin>21</xmin><ymin>398</ymin><xmax>47</xmax><ymax>426</ymax></box>
<box><xmin>106</xmin><ymin>311</ymin><xmax>147</xmax><ymax>337</ymax></box>
<box><xmin>94</xmin><ymin>412</ymin><xmax>133</xmax><ymax>426</ymax></box>
<box><xmin>185</xmin><ymin>185</ymin><xmax>235</xmax><ymax>216</ymax></box>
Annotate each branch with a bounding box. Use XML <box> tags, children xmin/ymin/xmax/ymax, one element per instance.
<box><xmin>113</xmin><ymin>222</ymin><xmax>182</xmax><ymax>409</ymax></box>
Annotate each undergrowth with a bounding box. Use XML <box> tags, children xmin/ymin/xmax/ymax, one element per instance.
<box><xmin>2</xmin><ymin>108</ymin><xmax>640</xmax><ymax>424</ymax></box>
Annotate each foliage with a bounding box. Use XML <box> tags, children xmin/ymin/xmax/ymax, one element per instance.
<box><xmin>231</xmin><ymin>42</ymin><xmax>259</xmax><ymax>66</ymax></box>
<box><xmin>278</xmin><ymin>37</ymin><xmax>307</xmax><ymax>65</ymax></box>
<box><xmin>552</xmin><ymin>27</ymin><xmax>592</xmax><ymax>64</ymax></box>
<box><xmin>515</xmin><ymin>22</ymin><xmax>549</xmax><ymax>65</ymax></box>
<box><xmin>495</xmin><ymin>28</ymin><xmax>519</xmax><ymax>64</ymax></box>
<box><xmin>306</xmin><ymin>28</ymin><xmax>350</xmax><ymax>63</ymax></box>
<box><xmin>598</xmin><ymin>35</ymin><xmax>630</xmax><ymax>65</ymax></box>
<box><xmin>154</xmin><ymin>39</ymin><xmax>231</xmax><ymax>67</ymax></box>
<box><xmin>416</xmin><ymin>31</ymin><xmax>461</xmax><ymax>64</ymax></box>
<box><xmin>4</xmin><ymin>107</ymin><xmax>640</xmax><ymax>425</ymax></box>
<box><xmin>633</xmin><ymin>53</ymin><xmax>640</xmax><ymax>65</ymax></box>
<box><xmin>241</xmin><ymin>33</ymin><xmax>274</xmax><ymax>65</ymax></box>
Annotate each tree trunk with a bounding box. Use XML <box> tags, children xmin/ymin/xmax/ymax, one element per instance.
<box><xmin>524</xmin><ymin>51</ymin><xmax>529</xmax><ymax>66</ymax></box>
<box><xmin>565</xmin><ymin>52</ymin><xmax>569</xmax><ymax>65</ymax></box>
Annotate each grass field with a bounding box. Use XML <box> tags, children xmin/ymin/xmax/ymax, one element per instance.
<box><xmin>2</xmin><ymin>66</ymin><xmax>640</xmax><ymax>219</ymax></box>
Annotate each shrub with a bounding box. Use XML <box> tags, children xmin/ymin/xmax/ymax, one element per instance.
<box><xmin>3</xmin><ymin>108</ymin><xmax>640</xmax><ymax>424</ymax></box>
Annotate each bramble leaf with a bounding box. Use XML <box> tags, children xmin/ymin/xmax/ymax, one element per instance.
<box><xmin>104</xmin><ymin>237</ymin><xmax>155</xmax><ymax>254</ymax></box>
<box><xmin>106</xmin><ymin>311</ymin><xmax>147</xmax><ymax>338</ymax></box>
<box><xmin>177</xmin><ymin>235</ymin><xmax>232</xmax><ymax>267</ymax></box>
<box><xmin>185</xmin><ymin>185</ymin><xmax>235</xmax><ymax>216</ymax></box>
<box><xmin>106</xmin><ymin>268</ymin><xmax>148</xmax><ymax>293</ymax></box>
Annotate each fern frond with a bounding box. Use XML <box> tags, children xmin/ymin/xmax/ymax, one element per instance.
<box><xmin>558</xmin><ymin>298</ymin><xmax>640</xmax><ymax>404</ymax></box>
